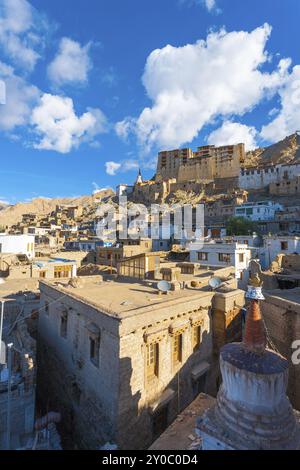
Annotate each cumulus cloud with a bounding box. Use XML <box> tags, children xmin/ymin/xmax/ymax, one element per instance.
<box><xmin>117</xmin><ymin>24</ymin><xmax>291</xmax><ymax>152</ymax></box>
<box><xmin>31</xmin><ymin>93</ymin><xmax>107</xmax><ymax>153</ymax></box>
<box><xmin>47</xmin><ymin>37</ymin><xmax>92</xmax><ymax>86</ymax></box>
<box><xmin>261</xmin><ymin>65</ymin><xmax>300</xmax><ymax>142</ymax></box>
<box><xmin>115</xmin><ymin>117</ymin><xmax>135</xmax><ymax>141</ymax></box>
<box><xmin>0</xmin><ymin>61</ymin><xmax>40</xmax><ymax>131</ymax></box>
<box><xmin>0</xmin><ymin>0</ymin><xmax>50</xmax><ymax>71</ymax></box>
<box><xmin>105</xmin><ymin>159</ymin><xmax>139</xmax><ymax>175</ymax></box>
<box><xmin>207</xmin><ymin>121</ymin><xmax>258</xmax><ymax>150</ymax></box>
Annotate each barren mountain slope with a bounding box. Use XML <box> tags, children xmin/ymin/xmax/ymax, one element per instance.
<box><xmin>0</xmin><ymin>189</ymin><xmax>114</xmax><ymax>227</ymax></box>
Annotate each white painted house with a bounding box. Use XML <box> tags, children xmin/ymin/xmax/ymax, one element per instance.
<box><xmin>189</xmin><ymin>241</ymin><xmax>251</xmax><ymax>285</ymax></box>
<box><xmin>232</xmin><ymin>234</ymin><xmax>263</xmax><ymax>247</ymax></box>
<box><xmin>0</xmin><ymin>234</ymin><xmax>35</xmax><ymax>259</ymax></box>
<box><xmin>260</xmin><ymin>235</ymin><xmax>300</xmax><ymax>269</ymax></box>
<box><xmin>239</xmin><ymin>163</ymin><xmax>300</xmax><ymax>190</ymax></box>
<box><xmin>235</xmin><ymin>201</ymin><xmax>283</xmax><ymax>221</ymax></box>
<box><xmin>116</xmin><ymin>184</ymin><xmax>133</xmax><ymax>197</ymax></box>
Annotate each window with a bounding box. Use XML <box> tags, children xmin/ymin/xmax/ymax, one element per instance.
<box><xmin>39</xmin><ymin>271</ymin><xmax>46</xmax><ymax>278</ymax></box>
<box><xmin>146</xmin><ymin>342</ymin><xmax>159</xmax><ymax>379</ymax></box>
<box><xmin>90</xmin><ymin>335</ymin><xmax>100</xmax><ymax>367</ymax></box>
<box><xmin>192</xmin><ymin>326</ymin><xmax>201</xmax><ymax>352</ymax></box>
<box><xmin>197</xmin><ymin>252</ymin><xmax>208</xmax><ymax>261</ymax></box>
<box><xmin>218</xmin><ymin>253</ymin><xmax>231</xmax><ymax>263</ymax></box>
<box><xmin>281</xmin><ymin>241</ymin><xmax>288</xmax><ymax>251</ymax></box>
<box><xmin>173</xmin><ymin>333</ymin><xmax>183</xmax><ymax>365</ymax></box>
<box><xmin>239</xmin><ymin>253</ymin><xmax>244</xmax><ymax>262</ymax></box>
<box><xmin>60</xmin><ymin>311</ymin><xmax>68</xmax><ymax>338</ymax></box>
<box><xmin>54</xmin><ymin>265</ymin><xmax>72</xmax><ymax>278</ymax></box>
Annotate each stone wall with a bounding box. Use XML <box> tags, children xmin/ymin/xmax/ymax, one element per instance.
<box><xmin>261</xmin><ymin>292</ymin><xmax>300</xmax><ymax>410</ymax></box>
<box><xmin>38</xmin><ymin>281</ymin><xmax>245</xmax><ymax>449</ymax></box>
<box><xmin>37</xmin><ymin>283</ymin><xmax>120</xmax><ymax>449</ymax></box>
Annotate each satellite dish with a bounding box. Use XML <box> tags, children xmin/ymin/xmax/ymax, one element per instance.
<box><xmin>209</xmin><ymin>277</ymin><xmax>222</xmax><ymax>290</ymax></box>
<box><xmin>157</xmin><ymin>280</ymin><xmax>171</xmax><ymax>293</ymax></box>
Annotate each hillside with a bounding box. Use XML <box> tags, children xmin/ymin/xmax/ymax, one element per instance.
<box><xmin>0</xmin><ymin>189</ymin><xmax>114</xmax><ymax>227</ymax></box>
<box><xmin>245</xmin><ymin>132</ymin><xmax>300</xmax><ymax>168</ymax></box>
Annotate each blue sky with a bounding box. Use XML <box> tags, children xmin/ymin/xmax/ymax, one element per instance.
<box><xmin>0</xmin><ymin>0</ymin><xmax>300</xmax><ymax>203</ymax></box>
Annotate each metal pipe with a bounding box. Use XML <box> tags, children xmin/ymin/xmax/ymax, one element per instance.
<box><xmin>0</xmin><ymin>301</ymin><xmax>4</xmax><ymax>363</ymax></box>
<box><xmin>6</xmin><ymin>342</ymin><xmax>13</xmax><ymax>450</ymax></box>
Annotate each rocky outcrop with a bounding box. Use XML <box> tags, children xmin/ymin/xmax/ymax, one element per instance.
<box><xmin>244</xmin><ymin>132</ymin><xmax>300</xmax><ymax>168</ymax></box>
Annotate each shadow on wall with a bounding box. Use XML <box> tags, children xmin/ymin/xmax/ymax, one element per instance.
<box><xmin>36</xmin><ymin>309</ymin><xmax>240</xmax><ymax>449</ymax></box>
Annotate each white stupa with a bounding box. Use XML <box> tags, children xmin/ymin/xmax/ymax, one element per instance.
<box><xmin>197</xmin><ymin>274</ymin><xmax>300</xmax><ymax>450</ymax></box>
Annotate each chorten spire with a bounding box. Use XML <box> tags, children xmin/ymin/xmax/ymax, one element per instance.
<box><xmin>135</xmin><ymin>168</ymin><xmax>143</xmax><ymax>185</ymax></box>
<box><xmin>243</xmin><ymin>273</ymin><xmax>267</xmax><ymax>355</ymax></box>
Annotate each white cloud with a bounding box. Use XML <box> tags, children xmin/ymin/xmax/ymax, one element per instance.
<box><xmin>105</xmin><ymin>161</ymin><xmax>121</xmax><ymax>175</ymax></box>
<box><xmin>115</xmin><ymin>117</ymin><xmax>135</xmax><ymax>141</ymax></box>
<box><xmin>261</xmin><ymin>65</ymin><xmax>300</xmax><ymax>142</ymax></box>
<box><xmin>0</xmin><ymin>0</ymin><xmax>50</xmax><ymax>71</ymax></box>
<box><xmin>31</xmin><ymin>93</ymin><xmax>107</xmax><ymax>153</ymax></box>
<box><xmin>204</xmin><ymin>0</ymin><xmax>218</xmax><ymax>12</ymax></box>
<box><xmin>117</xmin><ymin>24</ymin><xmax>291</xmax><ymax>152</ymax></box>
<box><xmin>47</xmin><ymin>37</ymin><xmax>92</xmax><ymax>86</ymax></box>
<box><xmin>105</xmin><ymin>159</ymin><xmax>139</xmax><ymax>176</ymax></box>
<box><xmin>180</xmin><ymin>0</ymin><xmax>220</xmax><ymax>13</ymax></box>
<box><xmin>0</xmin><ymin>61</ymin><xmax>40</xmax><ymax>131</ymax></box>
<box><xmin>207</xmin><ymin>121</ymin><xmax>258</xmax><ymax>150</ymax></box>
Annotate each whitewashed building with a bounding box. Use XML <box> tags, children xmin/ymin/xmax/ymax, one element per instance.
<box><xmin>239</xmin><ymin>163</ymin><xmax>300</xmax><ymax>190</ymax></box>
<box><xmin>260</xmin><ymin>235</ymin><xmax>300</xmax><ymax>269</ymax></box>
<box><xmin>232</xmin><ymin>234</ymin><xmax>263</xmax><ymax>247</ymax></box>
<box><xmin>0</xmin><ymin>234</ymin><xmax>35</xmax><ymax>259</ymax></box>
<box><xmin>234</xmin><ymin>201</ymin><xmax>283</xmax><ymax>221</ymax></box>
<box><xmin>189</xmin><ymin>241</ymin><xmax>251</xmax><ymax>284</ymax></box>
<box><xmin>116</xmin><ymin>184</ymin><xmax>133</xmax><ymax>197</ymax></box>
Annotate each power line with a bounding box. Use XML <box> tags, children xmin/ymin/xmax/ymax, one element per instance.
<box><xmin>2</xmin><ymin>292</ymin><xmax>68</xmax><ymax>335</ymax></box>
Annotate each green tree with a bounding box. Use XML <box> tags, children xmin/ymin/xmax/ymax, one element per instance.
<box><xmin>226</xmin><ymin>216</ymin><xmax>258</xmax><ymax>236</ymax></box>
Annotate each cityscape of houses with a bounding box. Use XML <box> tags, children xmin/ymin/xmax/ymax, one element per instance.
<box><xmin>0</xmin><ymin>136</ymin><xmax>300</xmax><ymax>451</ymax></box>
<box><xmin>1</xmin><ymin>0</ymin><xmax>300</xmax><ymax>457</ymax></box>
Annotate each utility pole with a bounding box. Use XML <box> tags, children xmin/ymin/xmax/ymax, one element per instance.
<box><xmin>6</xmin><ymin>342</ymin><xmax>13</xmax><ymax>450</ymax></box>
<box><xmin>0</xmin><ymin>300</ymin><xmax>4</xmax><ymax>363</ymax></box>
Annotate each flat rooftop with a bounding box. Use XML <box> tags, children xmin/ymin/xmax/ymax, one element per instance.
<box><xmin>264</xmin><ymin>287</ymin><xmax>300</xmax><ymax>307</ymax></box>
<box><xmin>0</xmin><ymin>278</ymin><xmax>39</xmax><ymax>300</ymax></box>
<box><xmin>40</xmin><ymin>276</ymin><xmax>215</xmax><ymax>319</ymax></box>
